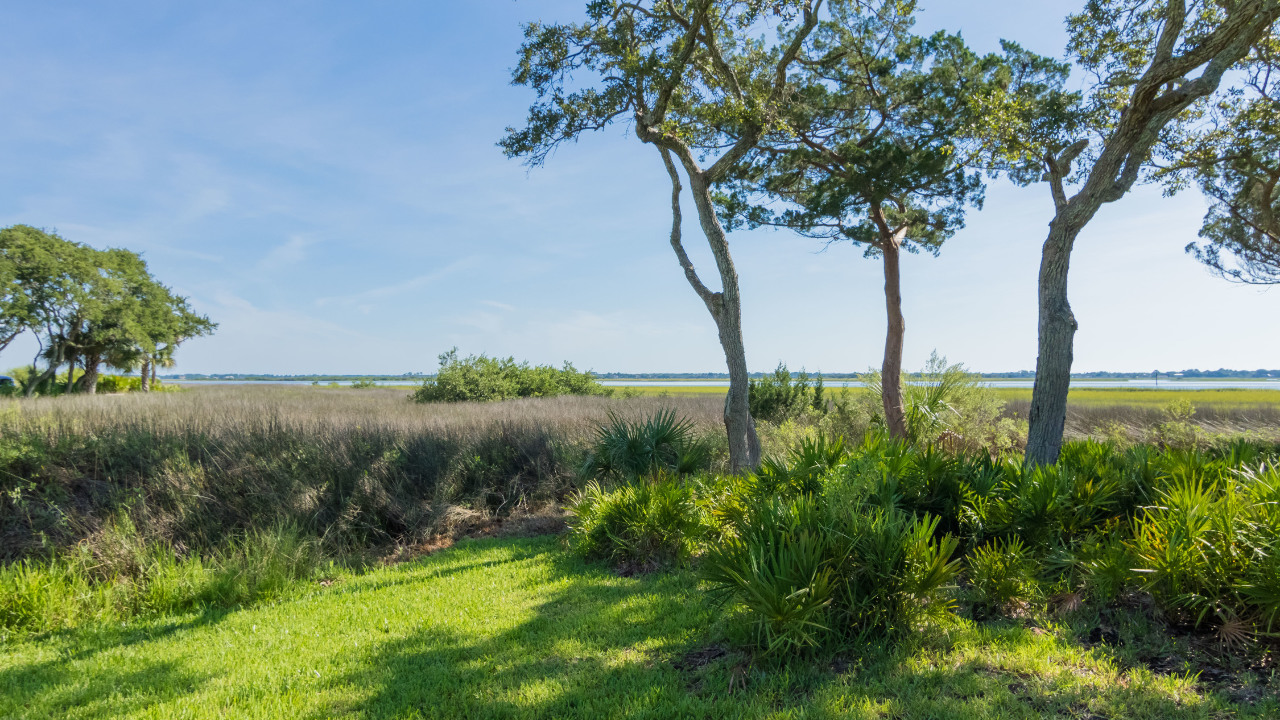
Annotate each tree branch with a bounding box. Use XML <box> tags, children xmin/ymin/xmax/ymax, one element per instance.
<box><xmin>660</xmin><ymin>147</ymin><xmax>721</xmax><ymax>314</ymax></box>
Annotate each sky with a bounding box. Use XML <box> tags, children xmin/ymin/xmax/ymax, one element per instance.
<box><xmin>0</xmin><ymin>1</ymin><xmax>1275</xmax><ymax>375</ymax></box>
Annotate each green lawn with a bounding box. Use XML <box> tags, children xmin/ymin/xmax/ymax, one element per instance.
<box><xmin>2</xmin><ymin>536</ymin><xmax>1274</xmax><ymax>719</ymax></box>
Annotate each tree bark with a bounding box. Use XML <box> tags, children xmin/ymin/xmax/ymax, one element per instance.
<box><xmin>1025</xmin><ymin>219</ymin><xmax>1081</xmax><ymax>464</ymax></box>
<box><xmin>65</xmin><ymin>357</ymin><xmax>77</xmax><ymax>394</ymax></box>
<box><xmin>81</xmin><ymin>354</ymin><xmax>100</xmax><ymax>395</ymax></box>
<box><xmin>26</xmin><ymin>363</ymin><xmax>58</xmax><ymax>398</ymax></box>
<box><xmin>880</xmin><ymin>238</ymin><xmax>908</xmax><ymax>439</ymax></box>
<box><xmin>661</xmin><ymin>148</ymin><xmax>761</xmax><ymax>472</ymax></box>
<box><xmin>1021</xmin><ymin>2</ymin><xmax>1278</xmax><ymax>465</ymax></box>
<box><xmin>140</xmin><ymin>359</ymin><xmax>152</xmax><ymax>392</ymax></box>
<box><xmin>151</xmin><ymin>361</ymin><xmax>158</xmax><ymax>387</ymax></box>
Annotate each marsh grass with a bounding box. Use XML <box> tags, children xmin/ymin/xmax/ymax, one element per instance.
<box><xmin>0</xmin><ymin>386</ymin><xmax>725</xmax><ymax>561</ymax></box>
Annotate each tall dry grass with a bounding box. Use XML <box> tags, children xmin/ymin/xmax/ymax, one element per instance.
<box><xmin>1001</xmin><ymin>399</ymin><xmax>1280</xmax><ymax>439</ymax></box>
<box><xmin>0</xmin><ymin>386</ymin><xmax>725</xmax><ymax>560</ymax></box>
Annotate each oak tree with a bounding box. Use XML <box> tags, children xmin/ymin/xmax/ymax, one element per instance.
<box><xmin>991</xmin><ymin>0</ymin><xmax>1280</xmax><ymax>465</ymax></box>
<box><xmin>718</xmin><ymin>2</ymin><xmax>1066</xmax><ymax>439</ymax></box>
<box><xmin>501</xmin><ymin>0</ymin><xmax>829</xmax><ymax>470</ymax></box>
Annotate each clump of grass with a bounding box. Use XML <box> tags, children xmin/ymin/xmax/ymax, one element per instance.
<box><xmin>583</xmin><ymin>409</ymin><xmax>712</xmax><ymax>479</ymax></box>
<box><xmin>966</xmin><ymin>537</ymin><xmax>1041</xmax><ymax>617</ymax></box>
<box><xmin>0</xmin><ymin>518</ymin><xmax>322</xmax><ymax>635</ymax></box>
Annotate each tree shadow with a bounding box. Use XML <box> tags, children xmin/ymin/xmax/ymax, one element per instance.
<box><xmin>329</xmin><ymin>551</ymin><xmax>717</xmax><ymax>719</ymax></box>
<box><xmin>1</xmin><ymin>656</ymin><xmax>210</xmax><ymax>718</ymax></box>
<box><xmin>333</xmin><ymin>572</ymin><xmax>1275</xmax><ymax>720</ymax></box>
<box><xmin>0</xmin><ymin>608</ymin><xmax>231</xmax><ymax>717</ymax></box>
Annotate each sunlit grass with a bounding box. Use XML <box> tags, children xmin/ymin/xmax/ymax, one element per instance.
<box><xmin>618</xmin><ymin>383</ymin><xmax>1280</xmax><ymax>407</ymax></box>
<box><xmin>2</xmin><ymin>535</ymin><xmax>1273</xmax><ymax>719</ymax></box>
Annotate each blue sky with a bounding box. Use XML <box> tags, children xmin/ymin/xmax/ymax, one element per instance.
<box><xmin>0</xmin><ymin>1</ymin><xmax>1275</xmax><ymax>375</ymax></box>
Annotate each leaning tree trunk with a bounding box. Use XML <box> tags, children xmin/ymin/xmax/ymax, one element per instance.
<box><xmin>661</xmin><ymin>148</ymin><xmax>761</xmax><ymax>472</ymax></box>
<box><xmin>880</xmin><ymin>238</ymin><xmax>908</xmax><ymax>439</ymax></box>
<box><xmin>151</xmin><ymin>361</ymin><xmax>158</xmax><ymax>387</ymax></box>
<box><xmin>80</xmin><ymin>354</ymin><xmax>101</xmax><ymax>395</ymax></box>
<box><xmin>140</xmin><ymin>359</ymin><xmax>152</xmax><ymax>392</ymax></box>
<box><xmin>25</xmin><ymin>363</ymin><xmax>59</xmax><ymax>398</ymax></box>
<box><xmin>713</xmin><ymin>289</ymin><xmax>761</xmax><ymax>472</ymax></box>
<box><xmin>1026</xmin><ymin>218</ymin><xmax>1083</xmax><ymax>465</ymax></box>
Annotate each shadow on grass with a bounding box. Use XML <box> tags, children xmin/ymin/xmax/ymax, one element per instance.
<box><xmin>331</xmin><ymin>549</ymin><xmax>716</xmax><ymax>720</ymax></box>
<box><xmin>5</xmin><ymin>536</ymin><xmax>1273</xmax><ymax>719</ymax></box>
<box><xmin>333</xmin><ymin>556</ymin><xmax>1271</xmax><ymax>720</ymax></box>
<box><xmin>0</xmin><ymin>607</ymin><xmax>239</xmax><ymax>718</ymax></box>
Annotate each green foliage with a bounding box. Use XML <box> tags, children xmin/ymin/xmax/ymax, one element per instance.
<box><xmin>0</xmin><ymin>518</ymin><xmax>321</xmax><ymax>634</ymax></box>
<box><xmin>0</xmin><ymin>224</ymin><xmax>215</xmax><ymax>395</ymax></box>
<box><xmin>412</xmin><ymin>348</ymin><xmax>610</xmax><ymax>403</ymax></box>
<box><xmin>1130</xmin><ymin>463</ymin><xmax>1280</xmax><ymax>637</ymax></box>
<box><xmin>349</xmin><ymin>378</ymin><xmax>378</xmax><ymax>389</ymax></box>
<box><xmin>748</xmin><ymin>363</ymin><xmax>826</xmax><ymax>424</ymax></box>
<box><xmin>703</xmin><ymin>449</ymin><xmax>962</xmax><ymax>655</ymax></box>
<box><xmin>1154</xmin><ymin>398</ymin><xmax>1202</xmax><ymax>448</ymax></box>
<box><xmin>584</xmin><ymin>409</ymin><xmax>710</xmax><ymax>480</ymax></box>
<box><xmin>1179</xmin><ymin>36</ymin><xmax>1280</xmax><ymax>286</ymax></box>
<box><xmin>719</xmin><ymin>3</ymin><xmax>1048</xmax><ymax>254</ymax></box>
<box><xmin>566</xmin><ymin>475</ymin><xmax>706</xmax><ymax>571</ymax></box>
<box><xmin>701</xmin><ymin>495</ymin><xmax>837</xmax><ymax>655</ymax></box>
<box><xmin>751</xmin><ymin>434</ymin><xmax>849</xmax><ymax>502</ymax></box>
<box><xmin>966</xmin><ymin>537</ymin><xmax>1041</xmax><ymax>616</ymax></box>
<box><xmin>831</xmin><ymin>353</ymin><xmax>1021</xmax><ymax>452</ymax></box>
<box><xmin>95</xmin><ymin>374</ymin><xmax>170</xmax><ymax>394</ymax></box>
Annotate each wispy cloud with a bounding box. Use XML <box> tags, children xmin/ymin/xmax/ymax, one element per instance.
<box><xmin>258</xmin><ymin>235</ymin><xmax>314</xmax><ymax>270</ymax></box>
<box><xmin>314</xmin><ymin>256</ymin><xmax>479</xmax><ymax>307</ymax></box>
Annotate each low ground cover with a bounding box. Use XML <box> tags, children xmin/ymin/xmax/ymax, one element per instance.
<box><xmin>3</xmin><ymin>535</ymin><xmax>1276</xmax><ymax>720</ymax></box>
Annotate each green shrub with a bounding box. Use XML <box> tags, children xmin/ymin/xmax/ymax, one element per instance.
<box><xmin>702</xmin><ymin>496</ymin><xmax>837</xmax><ymax>654</ymax></box>
<box><xmin>1130</xmin><ymin>463</ymin><xmax>1280</xmax><ymax>637</ymax></box>
<box><xmin>585</xmin><ymin>409</ymin><xmax>711</xmax><ymax>479</ymax></box>
<box><xmin>751</xmin><ymin>434</ymin><xmax>849</xmax><ymax>501</ymax></box>
<box><xmin>1065</xmin><ymin>526</ymin><xmax>1137</xmax><ymax>602</ymax></box>
<box><xmin>566</xmin><ymin>475</ymin><xmax>706</xmax><ymax>571</ymax></box>
<box><xmin>96</xmin><ymin>374</ymin><xmax>169</xmax><ymax>393</ymax></box>
<box><xmin>966</xmin><ymin>537</ymin><xmax>1041</xmax><ymax>616</ymax></box>
<box><xmin>703</xmin><ymin>469</ymin><xmax>960</xmax><ymax>655</ymax></box>
<box><xmin>834</xmin><ymin>353</ymin><xmax>1020</xmax><ymax>452</ymax></box>
<box><xmin>749</xmin><ymin>363</ymin><xmax>826</xmax><ymax>424</ymax></box>
<box><xmin>411</xmin><ymin>348</ymin><xmax>610</xmax><ymax>403</ymax></box>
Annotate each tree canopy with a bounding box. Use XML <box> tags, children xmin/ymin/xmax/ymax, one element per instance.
<box><xmin>1180</xmin><ymin>32</ymin><xmax>1280</xmax><ymax>284</ymax></box>
<box><xmin>0</xmin><ymin>225</ymin><xmax>215</xmax><ymax>395</ymax></box>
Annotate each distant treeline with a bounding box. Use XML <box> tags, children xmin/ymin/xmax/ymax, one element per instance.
<box><xmin>165</xmin><ymin>368</ymin><xmax>1280</xmax><ymax>382</ymax></box>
